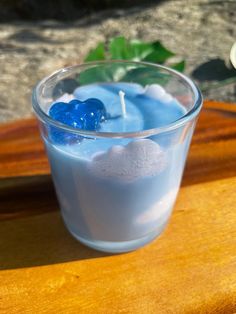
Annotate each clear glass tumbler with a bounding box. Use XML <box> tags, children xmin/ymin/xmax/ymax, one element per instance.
<box><xmin>32</xmin><ymin>61</ymin><xmax>202</xmax><ymax>253</ymax></box>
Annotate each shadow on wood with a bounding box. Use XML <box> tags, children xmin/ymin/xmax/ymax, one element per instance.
<box><xmin>0</xmin><ymin>209</ymin><xmax>109</xmax><ymax>270</ymax></box>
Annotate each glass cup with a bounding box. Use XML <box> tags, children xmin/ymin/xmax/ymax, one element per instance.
<box><xmin>32</xmin><ymin>61</ymin><xmax>202</xmax><ymax>253</ymax></box>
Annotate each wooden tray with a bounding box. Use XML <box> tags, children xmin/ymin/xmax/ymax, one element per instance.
<box><xmin>0</xmin><ymin>100</ymin><xmax>236</xmax><ymax>313</ymax></box>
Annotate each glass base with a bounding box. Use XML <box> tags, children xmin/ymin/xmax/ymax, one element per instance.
<box><xmin>65</xmin><ymin>222</ymin><xmax>168</xmax><ymax>253</ymax></box>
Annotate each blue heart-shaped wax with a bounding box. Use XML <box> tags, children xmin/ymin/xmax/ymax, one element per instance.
<box><xmin>48</xmin><ymin>98</ymin><xmax>107</xmax><ymax>144</ymax></box>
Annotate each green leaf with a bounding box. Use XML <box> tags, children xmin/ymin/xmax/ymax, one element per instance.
<box><xmin>109</xmin><ymin>38</ymin><xmax>172</xmax><ymax>62</ymax></box>
<box><xmin>84</xmin><ymin>43</ymin><xmax>106</xmax><ymax>62</ymax></box>
<box><xmin>122</xmin><ymin>67</ymin><xmax>170</xmax><ymax>86</ymax></box>
<box><xmin>109</xmin><ymin>36</ymin><xmax>132</xmax><ymax>60</ymax></box>
<box><xmin>128</xmin><ymin>40</ymin><xmax>154</xmax><ymax>61</ymax></box>
<box><xmin>144</xmin><ymin>41</ymin><xmax>175</xmax><ymax>63</ymax></box>
<box><xmin>170</xmin><ymin>60</ymin><xmax>185</xmax><ymax>72</ymax></box>
<box><xmin>77</xmin><ymin>66</ymin><xmax>113</xmax><ymax>85</ymax></box>
<box><xmin>82</xmin><ymin>37</ymin><xmax>186</xmax><ymax>83</ymax></box>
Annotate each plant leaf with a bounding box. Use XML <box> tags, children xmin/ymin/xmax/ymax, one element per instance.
<box><xmin>84</xmin><ymin>43</ymin><xmax>106</xmax><ymax>62</ymax></box>
<box><xmin>144</xmin><ymin>41</ymin><xmax>175</xmax><ymax>63</ymax></box>
<box><xmin>128</xmin><ymin>40</ymin><xmax>155</xmax><ymax>61</ymax></box>
<box><xmin>77</xmin><ymin>66</ymin><xmax>113</xmax><ymax>85</ymax></box>
<box><xmin>122</xmin><ymin>67</ymin><xmax>170</xmax><ymax>86</ymax></box>
<box><xmin>109</xmin><ymin>36</ymin><xmax>132</xmax><ymax>60</ymax></box>
<box><xmin>170</xmin><ymin>60</ymin><xmax>185</xmax><ymax>72</ymax></box>
<box><xmin>82</xmin><ymin>37</ymin><xmax>186</xmax><ymax>83</ymax></box>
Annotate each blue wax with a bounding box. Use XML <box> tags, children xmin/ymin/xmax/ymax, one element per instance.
<box><xmin>73</xmin><ymin>82</ymin><xmax>185</xmax><ymax>132</ymax></box>
<box><xmin>53</xmin><ymin>82</ymin><xmax>185</xmax><ymax>158</ymax></box>
<box><xmin>45</xmin><ymin>83</ymin><xmax>191</xmax><ymax>252</ymax></box>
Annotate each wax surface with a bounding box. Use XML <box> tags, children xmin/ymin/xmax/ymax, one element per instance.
<box><xmin>53</xmin><ymin>82</ymin><xmax>186</xmax><ymax>159</ymax></box>
<box><xmin>73</xmin><ymin>82</ymin><xmax>185</xmax><ymax>133</ymax></box>
<box><xmin>45</xmin><ymin>83</ymin><xmax>191</xmax><ymax>252</ymax></box>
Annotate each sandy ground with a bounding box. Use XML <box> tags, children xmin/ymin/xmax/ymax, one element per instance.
<box><xmin>0</xmin><ymin>0</ymin><xmax>235</xmax><ymax>122</ymax></box>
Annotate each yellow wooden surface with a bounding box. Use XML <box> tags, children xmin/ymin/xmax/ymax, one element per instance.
<box><xmin>0</xmin><ymin>177</ymin><xmax>236</xmax><ymax>313</ymax></box>
<box><xmin>0</xmin><ymin>101</ymin><xmax>236</xmax><ymax>313</ymax></box>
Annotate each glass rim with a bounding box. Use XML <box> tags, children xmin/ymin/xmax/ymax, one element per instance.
<box><xmin>32</xmin><ymin>60</ymin><xmax>203</xmax><ymax>139</ymax></box>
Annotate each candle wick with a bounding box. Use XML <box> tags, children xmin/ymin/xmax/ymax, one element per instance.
<box><xmin>119</xmin><ymin>90</ymin><xmax>127</xmax><ymax>118</ymax></box>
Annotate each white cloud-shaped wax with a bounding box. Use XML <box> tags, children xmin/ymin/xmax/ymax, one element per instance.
<box><xmin>144</xmin><ymin>84</ymin><xmax>173</xmax><ymax>103</ymax></box>
<box><xmin>54</xmin><ymin>93</ymin><xmax>75</xmax><ymax>103</ymax></box>
<box><xmin>135</xmin><ymin>188</ymin><xmax>178</xmax><ymax>225</ymax></box>
<box><xmin>89</xmin><ymin>139</ymin><xmax>167</xmax><ymax>182</ymax></box>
